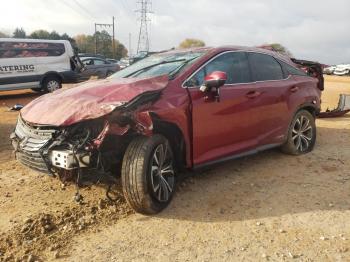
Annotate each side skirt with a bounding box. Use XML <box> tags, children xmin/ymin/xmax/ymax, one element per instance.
<box><xmin>192</xmin><ymin>143</ymin><xmax>281</xmax><ymax>171</ymax></box>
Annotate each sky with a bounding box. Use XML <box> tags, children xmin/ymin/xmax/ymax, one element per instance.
<box><xmin>0</xmin><ymin>0</ymin><xmax>349</xmax><ymax>64</ymax></box>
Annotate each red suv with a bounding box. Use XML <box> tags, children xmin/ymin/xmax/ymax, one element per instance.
<box><xmin>11</xmin><ymin>46</ymin><xmax>323</xmax><ymax>214</ymax></box>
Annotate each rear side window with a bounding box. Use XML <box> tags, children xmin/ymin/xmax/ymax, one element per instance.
<box><xmin>282</xmin><ymin>61</ymin><xmax>308</xmax><ymax>76</ymax></box>
<box><xmin>187</xmin><ymin>52</ymin><xmax>251</xmax><ymax>87</ymax></box>
<box><xmin>248</xmin><ymin>53</ymin><xmax>284</xmax><ymax>81</ymax></box>
<box><xmin>0</xmin><ymin>42</ymin><xmax>65</xmax><ymax>58</ymax></box>
<box><xmin>94</xmin><ymin>59</ymin><xmax>106</xmax><ymax>65</ymax></box>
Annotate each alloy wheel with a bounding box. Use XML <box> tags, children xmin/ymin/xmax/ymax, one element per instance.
<box><xmin>292</xmin><ymin>115</ymin><xmax>313</xmax><ymax>152</ymax></box>
<box><xmin>47</xmin><ymin>80</ymin><xmax>60</xmax><ymax>92</ymax></box>
<box><xmin>150</xmin><ymin>143</ymin><xmax>175</xmax><ymax>202</ymax></box>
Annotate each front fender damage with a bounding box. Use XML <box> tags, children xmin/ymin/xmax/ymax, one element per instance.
<box><xmin>92</xmin><ymin>110</ymin><xmax>154</xmax><ymax>149</ymax></box>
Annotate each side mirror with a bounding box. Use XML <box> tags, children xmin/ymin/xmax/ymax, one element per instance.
<box><xmin>200</xmin><ymin>71</ymin><xmax>227</xmax><ymax>92</ymax></box>
<box><xmin>199</xmin><ymin>71</ymin><xmax>227</xmax><ymax>102</ymax></box>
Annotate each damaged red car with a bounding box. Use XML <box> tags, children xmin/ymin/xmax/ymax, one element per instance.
<box><xmin>11</xmin><ymin>46</ymin><xmax>323</xmax><ymax>214</ymax></box>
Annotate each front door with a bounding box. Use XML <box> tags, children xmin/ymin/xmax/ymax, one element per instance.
<box><xmin>185</xmin><ymin>52</ymin><xmax>263</xmax><ymax>166</ymax></box>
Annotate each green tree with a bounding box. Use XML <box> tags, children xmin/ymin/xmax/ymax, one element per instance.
<box><xmin>29</xmin><ymin>29</ymin><xmax>51</xmax><ymax>39</ymax></box>
<box><xmin>13</xmin><ymin>27</ymin><xmax>26</xmax><ymax>38</ymax></box>
<box><xmin>115</xmin><ymin>40</ymin><xmax>128</xmax><ymax>59</ymax></box>
<box><xmin>74</xmin><ymin>31</ymin><xmax>128</xmax><ymax>59</ymax></box>
<box><xmin>179</xmin><ymin>38</ymin><xmax>205</xmax><ymax>49</ymax></box>
<box><xmin>49</xmin><ymin>31</ymin><xmax>61</xmax><ymax>40</ymax></box>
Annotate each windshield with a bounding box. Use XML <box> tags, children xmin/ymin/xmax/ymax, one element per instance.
<box><xmin>110</xmin><ymin>51</ymin><xmax>207</xmax><ymax>79</ymax></box>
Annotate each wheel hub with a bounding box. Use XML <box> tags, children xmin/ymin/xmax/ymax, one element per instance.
<box><xmin>292</xmin><ymin>115</ymin><xmax>313</xmax><ymax>152</ymax></box>
<box><xmin>150</xmin><ymin>143</ymin><xmax>175</xmax><ymax>202</ymax></box>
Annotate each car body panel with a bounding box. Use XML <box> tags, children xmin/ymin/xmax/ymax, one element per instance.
<box><xmin>188</xmin><ymin>83</ymin><xmax>261</xmax><ymax>165</ymax></box>
<box><xmin>21</xmin><ymin>75</ymin><xmax>169</xmax><ymax>126</ymax></box>
<box><xmin>16</xmin><ymin>46</ymin><xmax>322</xmax><ymax>171</ymax></box>
<box><xmin>333</xmin><ymin>64</ymin><xmax>350</xmax><ymax>76</ymax></box>
<box><xmin>80</xmin><ymin>57</ymin><xmax>120</xmax><ymax>79</ymax></box>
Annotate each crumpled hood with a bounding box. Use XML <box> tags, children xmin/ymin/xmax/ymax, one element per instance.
<box><xmin>21</xmin><ymin>75</ymin><xmax>169</xmax><ymax>126</ymax></box>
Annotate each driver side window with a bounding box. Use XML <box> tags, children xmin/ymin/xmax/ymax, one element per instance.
<box><xmin>186</xmin><ymin>52</ymin><xmax>251</xmax><ymax>87</ymax></box>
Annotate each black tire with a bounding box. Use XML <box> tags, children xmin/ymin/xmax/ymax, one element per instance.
<box><xmin>281</xmin><ymin>110</ymin><xmax>316</xmax><ymax>155</ymax></box>
<box><xmin>121</xmin><ymin>135</ymin><xmax>176</xmax><ymax>214</ymax></box>
<box><xmin>106</xmin><ymin>71</ymin><xmax>114</xmax><ymax>77</ymax></box>
<box><xmin>42</xmin><ymin>76</ymin><xmax>62</xmax><ymax>93</ymax></box>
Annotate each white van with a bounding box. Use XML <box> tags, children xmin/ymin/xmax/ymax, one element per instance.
<box><xmin>0</xmin><ymin>38</ymin><xmax>83</xmax><ymax>92</ymax></box>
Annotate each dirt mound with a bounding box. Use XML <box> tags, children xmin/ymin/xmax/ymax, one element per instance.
<box><xmin>0</xmin><ymin>195</ymin><xmax>132</xmax><ymax>261</ymax></box>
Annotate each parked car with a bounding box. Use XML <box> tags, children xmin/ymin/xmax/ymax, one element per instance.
<box><xmin>11</xmin><ymin>46</ymin><xmax>323</xmax><ymax>214</ymax></box>
<box><xmin>333</xmin><ymin>64</ymin><xmax>350</xmax><ymax>76</ymax></box>
<box><xmin>80</xmin><ymin>57</ymin><xmax>120</xmax><ymax>79</ymax></box>
<box><xmin>0</xmin><ymin>38</ymin><xmax>83</xmax><ymax>92</ymax></box>
<box><xmin>323</xmin><ymin>65</ymin><xmax>336</xmax><ymax>75</ymax></box>
<box><xmin>106</xmin><ymin>58</ymin><xmax>119</xmax><ymax>64</ymax></box>
<box><xmin>79</xmin><ymin>53</ymin><xmax>105</xmax><ymax>59</ymax></box>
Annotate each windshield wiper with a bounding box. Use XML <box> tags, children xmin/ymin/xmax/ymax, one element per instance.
<box><xmin>168</xmin><ymin>56</ymin><xmax>200</xmax><ymax>79</ymax></box>
<box><xmin>125</xmin><ymin>59</ymin><xmax>187</xmax><ymax>78</ymax></box>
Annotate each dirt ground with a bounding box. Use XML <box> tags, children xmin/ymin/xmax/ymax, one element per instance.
<box><xmin>0</xmin><ymin>76</ymin><xmax>349</xmax><ymax>261</ymax></box>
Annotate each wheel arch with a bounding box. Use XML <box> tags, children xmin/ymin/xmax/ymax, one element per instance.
<box><xmin>284</xmin><ymin>102</ymin><xmax>318</xmax><ymax>143</ymax></box>
<box><xmin>298</xmin><ymin>102</ymin><xmax>319</xmax><ymax>117</ymax></box>
<box><xmin>151</xmin><ymin>115</ymin><xmax>187</xmax><ymax>171</ymax></box>
<box><xmin>40</xmin><ymin>71</ymin><xmax>63</xmax><ymax>86</ymax></box>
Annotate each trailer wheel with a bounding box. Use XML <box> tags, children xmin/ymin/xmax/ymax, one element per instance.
<box><xmin>121</xmin><ymin>135</ymin><xmax>176</xmax><ymax>214</ymax></box>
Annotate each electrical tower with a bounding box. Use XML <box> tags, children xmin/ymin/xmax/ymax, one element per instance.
<box><xmin>136</xmin><ymin>0</ymin><xmax>152</xmax><ymax>53</ymax></box>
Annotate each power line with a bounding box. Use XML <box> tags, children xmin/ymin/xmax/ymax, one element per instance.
<box><xmin>71</xmin><ymin>0</ymin><xmax>96</xmax><ymax>19</ymax></box>
<box><xmin>61</xmin><ymin>0</ymin><xmax>91</xmax><ymax>20</ymax></box>
<box><xmin>136</xmin><ymin>0</ymin><xmax>153</xmax><ymax>53</ymax></box>
<box><xmin>94</xmin><ymin>17</ymin><xmax>116</xmax><ymax>58</ymax></box>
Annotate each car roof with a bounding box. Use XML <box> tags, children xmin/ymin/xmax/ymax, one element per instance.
<box><xmin>0</xmin><ymin>38</ymin><xmax>70</xmax><ymax>44</ymax></box>
<box><xmin>81</xmin><ymin>57</ymin><xmax>104</xmax><ymax>60</ymax></box>
<box><xmin>157</xmin><ymin>46</ymin><xmax>294</xmax><ymax>66</ymax></box>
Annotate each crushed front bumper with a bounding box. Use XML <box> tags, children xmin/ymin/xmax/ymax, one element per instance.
<box><xmin>11</xmin><ymin>116</ymin><xmax>57</xmax><ymax>174</ymax></box>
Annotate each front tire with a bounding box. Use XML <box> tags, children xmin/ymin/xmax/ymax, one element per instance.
<box><xmin>281</xmin><ymin>110</ymin><xmax>316</xmax><ymax>155</ymax></box>
<box><xmin>121</xmin><ymin>135</ymin><xmax>176</xmax><ymax>214</ymax></box>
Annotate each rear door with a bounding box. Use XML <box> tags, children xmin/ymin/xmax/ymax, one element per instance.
<box><xmin>186</xmin><ymin>52</ymin><xmax>263</xmax><ymax>165</ymax></box>
<box><xmin>247</xmin><ymin>52</ymin><xmax>296</xmax><ymax>146</ymax></box>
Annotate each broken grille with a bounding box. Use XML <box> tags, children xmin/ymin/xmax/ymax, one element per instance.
<box><xmin>13</xmin><ymin>116</ymin><xmax>57</xmax><ymax>173</ymax></box>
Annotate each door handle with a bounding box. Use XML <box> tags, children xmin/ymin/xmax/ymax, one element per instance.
<box><xmin>246</xmin><ymin>90</ymin><xmax>262</xmax><ymax>99</ymax></box>
<box><xmin>290</xmin><ymin>86</ymin><xmax>299</xmax><ymax>93</ymax></box>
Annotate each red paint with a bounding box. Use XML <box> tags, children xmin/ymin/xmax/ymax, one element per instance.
<box><xmin>20</xmin><ymin>46</ymin><xmax>322</xmax><ymax>168</ymax></box>
<box><xmin>21</xmin><ymin>75</ymin><xmax>169</xmax><ymax>126</ymax></box>
<box><xmin>205</xmin><ymin>71</ymin><xmax>227</xmax><ymax>81</ymax></box>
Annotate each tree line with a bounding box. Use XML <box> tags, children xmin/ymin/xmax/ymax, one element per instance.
<box><xmin>1</xmin><ymin>28</ymin><xmax>292</xmax><ymax>58</ymax></box>
<box><xmin>0</xmin><ymin>28</ymin><xmax>128</xmax><ymax>60</ymax></box>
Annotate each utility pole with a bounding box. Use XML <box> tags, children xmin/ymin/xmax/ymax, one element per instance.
<box><xmin>112</xmin><ymin>16</ymin><xmax>116</xmax><ymax>59</ymax></box>
<box><xmin>129</xmin><ymin>33</ymin><xmax>132</xmax><ymax>57</ymax></box>
<box><xmin>94</xmin><ymin>17</ymin><xmax>116</xmax><ymax>58</ymax></box>
<box><xmin>94</xmin><ymin>23</ymin><xmax>97</xmax><ymax>54</ymax></box>
<box><xmin>136</xmin><ymin>0</ymin><xmax>152</xmax><ymax>54</ymax></box>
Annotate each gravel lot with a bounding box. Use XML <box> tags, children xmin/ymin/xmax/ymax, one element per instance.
<box><xmin>0</xmin><ymin>76</ymin><xmax>349</xmax><ymax>261</ymax></box>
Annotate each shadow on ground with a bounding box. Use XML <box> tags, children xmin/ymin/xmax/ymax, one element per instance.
<box><xmin>156</xmin><ymin>126</ymin><xmax>350</xmax><ymax>222</ymax></box>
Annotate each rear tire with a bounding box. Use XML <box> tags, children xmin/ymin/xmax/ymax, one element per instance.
<box><xmin>121</xmin><ymin>135</ymin><xmax>176</xmax><ymax>214</ymax></box>
<box><xmin>281</xmin><ymin>110</ymin><xmax>316</xmax><ymax>155</ymax></box>
<box><xmin>42</xmin><ymin>76</ymin><xmax>62</xmax><ymax>93</ymax></box>
<box><xmin>106</xmin><ymin>71</ymin><xmax>114</xmax><ymax>77</ymax></box>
